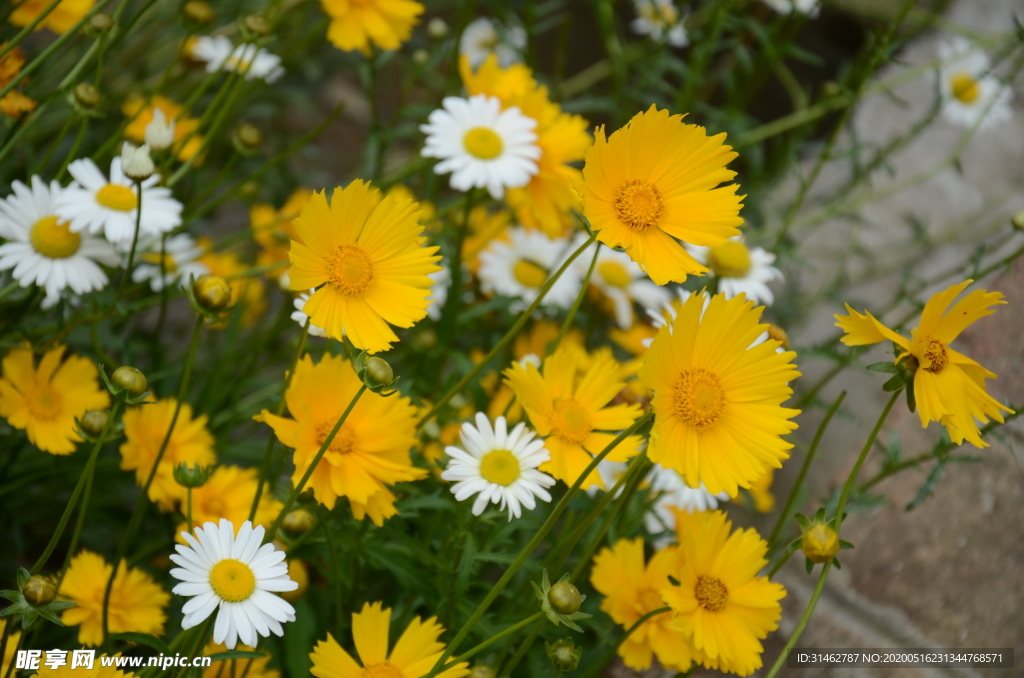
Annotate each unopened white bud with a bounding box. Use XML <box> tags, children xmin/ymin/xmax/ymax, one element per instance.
<box><xmin>121</xmin><ymin>142</ymin><xmax>155</xmax><ymax>180</ymax></box>
<box><xmin>427</xmin><ymin>17</ymin><xmax>448</xmax><ymax>38</ymax></box>
<box><xmin>144</xmin><ymin>110</ymin><xmax>175</xmax><ymax>151</ymax></box>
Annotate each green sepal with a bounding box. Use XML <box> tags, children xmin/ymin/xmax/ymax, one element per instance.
<box><xmin>867</xmin><ymin>362</ymin><xmax>899</xmax><ymax>374</ymax></box>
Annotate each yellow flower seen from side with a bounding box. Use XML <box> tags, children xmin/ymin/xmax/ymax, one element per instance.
<box><xmin>0</xmin><ymin>44</ymin><xmax>37</xmax><ymax>118</ymax></box>
<box><xmin>288</xmin><ymin>181</ymin><xmax>441</xmax><ymax>353</ymax></box>
<box><xmin>197</xmin><ymin>239</ymin><xmax>266</xmax><ymax>327</ymax></box>
<box><xmin>257</xmin><ymin>353</ymin><xmax>427</xmax><ymax>525</ymax></box>
<box><xmin>579</xmin><ymin>105</ymin><xmax>744</xmax><ymax>285</ymax></box>
<box><xmin>58</xmin><ymin>550</ymin><xmax>170</xmax><ymax>647</ymax></box>
<box><xmin>462</xmin><ymin>55</ymin><xmax>591</xmax><ymax>237</ymax></box>
<box><xmin>639</xmin><ymin>292</ymin><xmax>800</xmax><ymax>497</ymax></box>
<box><xmin>0</xmin><ymin>343</ymin><xmax>109</xmax><ymax>455</ymax></box>
<box><xmin>9</xmin><ymin>0</ymin><xmax>94</xmax><ymax>34</ymax></box>
<box><xmin>119</xmin><ymin>397</ymin><xmax>216</xmax><ymax>511</ymax></box>
<box><xmin>590</xmin><ymin>538</ymin><xmax>698</xmax><ymax>672</ymax></box>
<box><xmin>662</xmin><ymin>510</ymin><xmax>785</xmax><ymax>677</ymax></box>
<box><xmin>251</xmin><ymin>188</ymin><xmax>313</xmax><ymax>281</ymax></box>
<box><xmin>310</xmin><ymin>601</ymin><xmax>469</xmax><ymax>678</ymax></box>
<box><xmin>122</xmin><ymin>95</ymin><xmax>204</xmax><ymax>164</ymax></box>
<box><xmin>203</xmin><ymin>643</ymin><xmax>279</xmax><ymax>678</ymax></box>
<box><xmin>320</xmin><ymin>0</ymin><xmax>424</xmax><ymax>55</ymax></box>
<box><xmin>175</xmin><ymin>465</ymin><xmax>282</xmax><ymax>539</ymax></box>
<box><xmin>504</xmin><ymin>344</ymin><xmax>641</xmax><ymax>488</ymax></box>
<box><xmin>836</xmin><ymin>279</ymin><xmax>1013</xmax><ymax>448</ymax></box>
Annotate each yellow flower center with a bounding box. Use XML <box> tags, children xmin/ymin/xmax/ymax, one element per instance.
<box><xmin>140</xmin><ymin>252</ymin><xmax>179</xmax><ymax>273</ymax></box>
<box><xmin>96</xmin><ymin>183</ymin><xmax>139</xmax><ymax>212</ymax></box>
<box><xmin>463</xmin><ymin>126</ymin><xmax>504</xmax><ymax>160</ymax></box>
<box><xmin>27</xmin><ymin>386</ymin><xmax>62</xmax><ymax>422</ymax></box>
<box><xmin>551</xmin><ymin>399</ymin><xmax>592</xmax><ymax>444</ymax></box>
<box><xmin>707</xmin><ymin>241</ymin><xmax>751</xmax><ymax>278</ymax></box>
<box><xmin>360</xmin><ymin>663</ymin><xmax>404</xmax><ymax>678</ymax></box>
<box><xmin>614</xmin><ymin>180</ymin><xmax>664</xmax><ymax>232</ymax></box>
<box><xmin>318</xmin><ymin>424</ymin><xmax>357</xmax><ymax>455</ymax></box>
<box><xmin>328</xmin><ymin>245</ymin><xmax>374</xmax><ymax>296</ymax></box>
<box><xmin>638</xmin><ymin>588</ymin><xmax>664</xmax><ymax>613</ymax></box>
<box><xmin>226</xmin><ymin>55</ymin><xmax>253</xmax><ymax>72</ymax></box>
<box><xmin>922</xmin><ymin>339</ymin><xmax>948</xmax><ymax>374</ymax></box>
<box><xmin>209</xmin><ymin>559</ymin><xmax>256</xmax><ymax>602</ymax></box>
<box><xmin>694</xmin><ymin>575</ymin><xmax>728</xmax><ymax>612</ymax></box>
<box><xmin>950</xmin><ymin>72</ymin><xmax>980</xmax><ymax>104</ymax></box>
<box><xmin>512</xmin><ymin>259</ymin><xmax>548</xmax><ymax>289</ymax></box>
<box><xmin>597</xmin><ymin>260</ymin><xmax>632</xmax><ymax>289</ymax></box>
<box><xmin>479</xmin><ymin>449</ymin><xmax>521</xmax><ymax>486</ymax></box>
<box><xmin>29</xmin><ymin>216</ymin><xmax>80</xmax><ymax>259</ymax></box>
<box><xmin>641</xmin><ymin>3</ymin><xmax>678</xmax><ymax>23</ymax></box>
<box><xmin>673</xmin><ymin>368</ymin><xmax>726</xmax><ymax>430</ymax></box>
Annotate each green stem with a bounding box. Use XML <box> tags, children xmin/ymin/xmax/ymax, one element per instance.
<box><xmin>442</xmin><ymin>613</ymin><xmax>543</xmax><ymax>672</ymax></box>
<box><xmin>30</xmin><ymin>400</ymin><xmax>122</xmax><ymax>575</ymax></box>
<box><xmin>54</xmin><ymin>118</ymin><xmax>89</xmax><ymax>183</ymax></box>
<box><xmin>424</xmin><ymin>411</ymin><xmax>654</xmax><ymax>678</ymax></box>
<box><xmin>264</xmin><ymin>384</ymin><xmax>368</xmax><ymax>542</ymax></box>
<box><xmin>767</xmin><ymin>391</ymin><xmax>847</xmax><ymax>549</ymax></box>
<box><xmin>315</xmin><ymin>503</ymin><xmax>345</xmax><ymax>635</ymax></box>
<box><xmin>417</xmin><ymin>234</ymin><xmax>597</xmax><ymax>430</ymax></box>
<box><xmin>113</xmin><ymin>181</ymin><xmax>144</xmax><ymax>306</ymax></box>
<box><xmin>175</xmin><ymin>616</ymin><xmax>215</xmax><ymax>678</ymax></box>
<box><xmin>579</xmin><ymin>607</ymin><xmax>672</xmax><ymax>678</ymax></box>
<box><xmin>549</xmin><ymin>242</ymin><xmax>599</xmax><ymax>356</ymax></box>
<box><xmin>0</xmin><ymin>0</ymin><xmax>64</xmax><ymax>62</ymax></box>
<box><xmin>187</xmin><ymin>486</ymin><xmax>193</xmax><ymax>534</ymax></box>
<box><xmin>763</xmin><ymin>562</ymin><xmax>832</xmax><ymax>678</ymax></box>
<box><xmin>438</xmin><ymin>192</ymin><xmax>475</xmax><ymax>351</ymax></box>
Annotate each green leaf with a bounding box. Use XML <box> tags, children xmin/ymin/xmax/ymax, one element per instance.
<box><xmin>805</xmin><ymin>558</ymin><xmax>814</xmax><ymax>574</ymax></box>
<box><xmin>206</xmin><ymin>651</ymin><xmax>266</xmax><ymax>662</ymax></box>
<box><xmin>905</xmin><ymin>381</ymin><xmax>917</xmax><ymax>413</ymax></box>
<box><xmin>839</xmin><ymin>540</ymin><xmax>855</xmax><ymax>550</ymax></box>
<box><xmin>906</xmin><ymin>459</ymin><xmax>946</xmax><ymax>511</ymax></box>
<box><xmin>882</xmin><ymin>374</ymin><xmax>905</xmax><ymax>392</ymax></box>
<box><xmin>867</xmin><ymin>362</ymin><xmax>899</xmax><ymax>374</ymax></box>
<box><xmin>109</xmin><ymin>632</ymin><xmax>172</xmax><ymax>655</ymax></box>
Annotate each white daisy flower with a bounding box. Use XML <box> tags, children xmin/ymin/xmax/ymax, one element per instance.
<box><xmin>291</xmin><ymin>289</ymin><xmax>328</xmax><ymax>338</ymax></box>
<box><xmin>131</xmin><ymin>233</ymin><xmax>210</xmax><ymax>292</ymax></box>
<box><xmin>643</xmin><ymin>463</ymin><xmax>729</xmax><ymax>534</ymax></box>
<box><xmin>190</xmin><ymin>35</ymin><xmax>285</xmax><ymax>83</ymax></box>
<box><xmin>0</xmin><ymin>177</ymin><xmax>119</xmax><ymax>308</ymax></box>
<box><xmin>477</xmin><ymin>226</ymin><xmax>582</xmax><ymax>311</ymax></box>
<box><xmin>441</xmin><ymin>413</ymin><xmax>556</xmax><ymax>520</ymax></box>
<box><xmin>938</xmin><ymin>37</ymin><xmax>1013</xmax><ymax>130</ymax></box>
<box><xmin>631</xmin><ymin>0</ymin><xmax>688</xmax><ymax>47</ymax></box>
<box><xmin>420</xmin><ymin>94</ymin><xmax>541</xmax><ymax>199</ymax></box>
<box><xmin>582</xmin><ymin>244</ymin><xmax>671</xmax><ymax>329</ymax></box>
<box><xmin>169</xmin><ymin>519</ymin><xmax>297</xmax><ymax>650</ymax></box>
<box><xmin>760</xmin><ymin>0</ymin><xmax>820</xmax><ymax>16</ymax></box>
<box><xmin>54</xmin><ymin>157</ymin><xmax>183</xmax><ymax>245</ymax></box>
<box><xmin>426</xmin><ymin>262</ymin><xmax>450</xmax><ymax>321</ymax></box>
<box><xmin>460</xmin><ymin>17</ymin><xmax>527</xmax><ymax>68</ymax></box>
<box><xmin>685</xmin><ymin>235</ymin><xmax>782</xmax><ymax>305</ymax></box>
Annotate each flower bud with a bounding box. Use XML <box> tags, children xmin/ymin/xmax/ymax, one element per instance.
<box><xmin>73</xmin><ymin>83</ymin><xmax>101</xmax><ymax>109</ymax></box>
<box><xmin>235</xmin><ymin>123</ymin><xmax>263</xmax><ymax>149</ymax></box>
<box><xmin>469</xmin><ymin>666</ymin><xmax>496</xmax><ymax>678</ymax></box>
<box><xmin>111</xmin><ymin>366</ymin><xmax>147</xmax><ymax>396</ymax></box>
<box><xmin>802</xmin><ymin>522</ymin><xmax>840</xmax><ymax>564</ymax></box>
<box><xmin>427</xmin><ymin>17</ymin><xmax>448</xmax><ymax>38</ymax></box>
<box><xmin>193</xmin><ymin>274</ymin><xmax>233</xmax><ymax>312</ymax></box>
<box><xmin>282</xmin><ymin>508</ymin><xmax>317</xmax><ymax>535</ymax></box>
<box><xmin>766</xmin><ymin>324</ymin><xmax>790</xmax><ymax>350</ymax></box>
<box><xmin>144</xmin><ymin>109</ymin><xmax>175</xmax><ymax>151</ymax></box>
<box><xmin>173</xmin><ymin>463</ymin><xmax>211</xmax><ymax>488</ymax></box>
<box><xmin>182</xmin><ymin>0</ymin><xmax>215</xmax><ymax>24</ymax></box>
<box><xmin>1012</xmin><ymin>210</ymin><xmax>1024</xmax><ymax>232</ymax></box>
<box><xmin>363</xmin><ymin>357</ymin><xmax>394</xmax><ymax>390</ymax></box>
<box><xmin>412</xmin><ymin>49</ymin><xmax>429</xmax><ymax>65</ymax></box>
<box><xmin>548</xmin><ymin>581</ymin><xmax>582</xmax><ymax>615</ymax></box>
<box><xmin>546</xmin><ymin>639</ymin><xmax>582</xmax><ymax>672</ymax></box>
<box><xmin>23</xmin><ymin>575</ymin><xmax>56</xmax><ymax>607</ymax></box>
<box><xmin>121</xmin><ymin>142</ymin><xmax>155</xmax><ymax>181</ymax></box>
<box><xmin>79</xmin><ymin>409</ymin><xmax>110</xmax><ymax>437</ymax></box>
<box><xmin>88</xmin><ymin>13</ymin><xmax>113</xmax><ymax>33</ymax></box>
<box><xmin>243</xmin><ymin>14</ymin><xmax>271</xmax><ymax>36</ymax></box>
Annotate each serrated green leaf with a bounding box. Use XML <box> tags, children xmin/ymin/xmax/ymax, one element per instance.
<box><xmin>110</xmin><ymin>632</ymin><xmax>172</xmax><ymax>654</ymax></box>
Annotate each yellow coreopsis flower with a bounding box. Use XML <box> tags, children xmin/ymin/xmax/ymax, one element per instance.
<box><xmin>9</xmin><ymin>0</ymin><xmax>94</xmax><ymax>34</ymax></box>
<box><xmin>662</xmin><ymin>511</ymin><xmax>785</xmax><ymax>677</ymax></box>
<box><xmin>58</xmin><ymin>550</ymin><xmax>170</xmax><ymax>647</ymax></box>
<box><xmin>174</xmin><ymin>466</ymin><xmax>282</xmax><ymax>539</ymax></box>
<box><xmin>462</xmin><ymin>55</ymin><xmax>592</xmax><ymax>237</ymax></box>
<box><xmin>836</xmin><ymin>279</ymin><xmax>1013</xmax><ymax>448</ymax></box>
<box><xmin>639</xmin><ymin>292</ymin><xmax>800</xmax><ymax>497</ymax></box>
<box><xmin>0</xmin><ymin>343</ymin><xmax>109</xmax><ymax>455</ymax></box>
<box><xmin>504</xmin><ymin>344</ymin><xmax>641</xmax><ymax>488</ymax></box>
<box><xmin>287</xmin><ymin>181</ymin><xmax>441</xmax><ymax>353</ymax></box>
<box><xmin>0</xmin><ymin>44</ymin><xmax>37</xmax><ymax>118</ymax></box>
<box><xmin>310</xmin><ymin>602</ymin><xmax>469</xmax><ymax>678</ymax></box>
<box><xmin>579</xmin><ymin>105</ymin><xmax>744</xmax><ymax>285</ymax></box>
<box><xmin>251</xmin><ymin>188</ymin><xmax>313</xmax><ymax>282</ymax></box>
<box><xmin>320</xmin><ymin>0</ymin><xmax>424</xmax><ymax>55</ymax></box>
<box><xmin>590</xmin><ymin>539</ymin><xmax>698</xmax><ymax>672</ymax></box>
<box><xmin>256</xmin><ymin>353</ymin><xmax>427</xmax><ymax>525</ymax></box>
<box><xmin>122</xmin><ymin>95</ymin><xmax>204</xmax><ymax>163</ymax></box>
<box><xmin>119</xmin><ymin>397</ymin><xmax>217</xmax><ymax>511</ymax></box>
